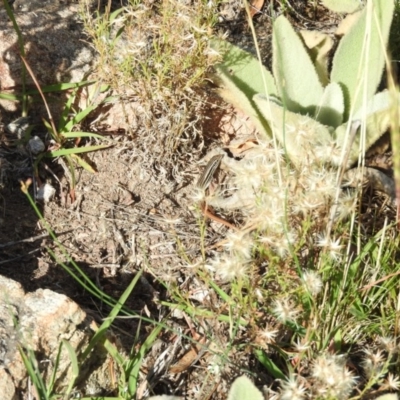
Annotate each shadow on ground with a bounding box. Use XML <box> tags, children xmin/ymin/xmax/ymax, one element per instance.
<box><xmin>0</xmin><ymin>0</ymin><xmax>95</xmax><ymax>294</ymax></box>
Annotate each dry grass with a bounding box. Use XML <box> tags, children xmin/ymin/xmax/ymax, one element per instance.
<box><xmin>81</xmin><ymin>0</ymin><xmax>220</xmax><ymax>162</ymax></box>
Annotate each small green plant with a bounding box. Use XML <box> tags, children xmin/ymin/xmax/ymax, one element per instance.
<box><xmin>19</xmin><ymin>339</ymin><xmax>79</xmax><ymax>400</ymax></box>
<box><xmin>1</xmin><ymin>2</ymin><xmax>112</xmax><ymax>197</ymax></box>
<box><xmin>186</xmin><ymin>1</ymin><xmax>400</xmax><ymax>398</ymax></box>
<box><xmin>213</xmin><ymin>0</ymin><xmax>395</xmax><ymax>169</ymax></box>
<box><xmin>225</xmin><ymin>375</ymin><xmax>399</xmax><ymax>400</ymax></box>
<box><xmin>200</xmin><ymin>0</ymin><xmax>397</xmax><ymax>262</ymax></box>
<box><xmin>17</xmin><ymin>270</ymin><xmax>153</xmax><ymax>399</ymax></box>
<box><xmin>20</xmin><ymin>56</ymin><xmax>112</xmax><ymax>198</ymax></box>
<box><xmin>18</xmin><ymin>187</ymin><xmax>166</xmax><ymax>398</ymax></box>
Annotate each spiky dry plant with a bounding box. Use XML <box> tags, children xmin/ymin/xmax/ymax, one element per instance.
<box><xmin>205</xmin><ymin>131</ymin><xmax>353</xmax><ymax>280</ymax></box>
<box><xmin>194</xmin><ymin>129</ymin><xmax>400</xmax><ymax>398</ymax></box>
<box><xmin>191</xmin><ymin>64</ymin><xmax>400</xmax><ymax>398</ymax></box>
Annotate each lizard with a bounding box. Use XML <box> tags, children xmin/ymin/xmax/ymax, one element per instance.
<box><xmin>196</xmin><ymin>154</ymin><xmax>239</xmax><ymax>231</ymax></box>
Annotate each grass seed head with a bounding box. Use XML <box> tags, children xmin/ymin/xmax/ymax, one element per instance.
<box><xmin>335</xmin><ymin>189</ymin><xmax>358</xmax><ymax>220</ymax></box>
<box><xmin>279</xmin><ymin>374</ymin><xmax>307</xmax><ymax>400</ymax></box>
<box><xmin>383</xmin><ymin>373</ymin><xmax>400</xmax><ymax>390</ymax></box>
<box><xmin>312</xmin><ymin>354</ymin><xmax>357</xmax><ymax>399</ymax></box>
<box><xmin>292</xmin><ymin>338</ymin><xmax>310</xmax><ymax>353</ymax></box>
<box><xmin>258</xmin><ymin>324</ymin><xmax>279</xmax><ymax>345</ymax></box>
<box><xmin>302</xmin><ymin>271</ymin><xmax>323</xmax><ymax>296</ymax></box>
<box><xmin>316</xmin><ymin>234</ymin><xmax>343</xmax><ymax>261</ymax></box>
<box><xmin>377</xmin><ymin>335</ymin><xmax>398</xmax><ymax>354</ymax></box>
<box><xmin>361</xmin><ymin>348</ymin><xmax>386</xmax><ymax>379</ymax></box>
<box><xmin>272</xmin><ymin>298</ymin><xmax>299</xmax><ymax>324</ymax></box>
<box><xmin>191</xmin><ymin>187</ymin><xmax>207</xmax><ymax>203</ymax></box>
<box><xmin>207</xmin><ymin>253</ymin><xmax>249</xmax><ymax>281</ymax></box>
<box><xmin>223</xmin><ymin>231</ymin><xmax>254</xmax><ymax>259</ymax></box>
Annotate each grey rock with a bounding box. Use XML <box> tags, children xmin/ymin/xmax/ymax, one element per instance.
<box><xmin>0</xmin><ymin>275</ymin><xmax>111</xmax><ymax>397</ymax></box>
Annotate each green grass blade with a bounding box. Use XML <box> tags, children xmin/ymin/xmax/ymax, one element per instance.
<box><xmin>208</xmin><ymin>279</ymin><xmax>235</xmax><ymax>305</ymax></box>
<box><xmin>127</xmin><ymin>324</ymin><xmax>163</xmax><ymax>396</ymax></box>
<box><xmin>42</xmin><ymin>118</ymin><xmax>59</xmax><ymax>142</ymax></box>
<box><xmin>70</xmin><ymin>153</ymin><xmax>97</xmax><ymax>173</ymax></box>
<box><xmin>160</xmin><ymin>301</ymin><xmax>248</xmax><ymax>326</ymax></box>
<box><xmin>47</xmin><ymin>341</ymin><xmax>64</xmax><ymax>396</ymax></box>
<box><xmin>65</xmin><ymin>154</ymin><xmax>77</xmax><ymax>191</ymax></box>
<box><xmin>42</xmin><ymin>339</ymin><xmax>82</xmax><ymax>397</ymax></box>
<box><xmin>26</xmin><ymin>81</ymin><xmax>95</xmax><ymax>94</ymax></box>
<box><xmin>46</xmin><ymin>246</ymin><xmax>123</xmax><ymax>310</ymax></box>
<box><xmin>0</xmin><ymin>92</ymin><xmax>20</xmax><ymax>101</ymax></box>
<box><xmin>62</xmin><ymin>339</ymin><xmax>80</xmax><ymax>396</ymax></box>
<box><xmin>45</xmin><ymin>144</ymin><xmax>110</xmax><ymax>157</ymax></box>
<box><xmin>62</xmin><ymin>131</ymin><xmax>108</xmax><ymax>140</ymax></box>
<box><xmin>81</xmin><ymin>271</ymin><xmax>143</xmax><ymax>361</ymax></box>
<box><xmin>62</xmin><ymin>104</ymin><xmax>99</xmax><ymax>132</ymax></box>
<box><xmin>103</xmin><ymin>337</ymin><xmax>126</xmax><ymax>367</ymax></box>
<box><xmin>19</xmin><ymin>346</ymin><xmax>49</xmax><ymax>400</ymax></box>
<box><xmin>2</xmin><ymin>0</ymin><xmax>27</xmax><ymax>113</ymax></box>
<box><xmin>109</xmin><ymin>7</ymin><xmax>125</xmax><ymax>23</ymax></box>
<box><xmin>253</xmin><ymin>348</ymin><xmax>286</xmax><ymax>380</ymax></box>
<box><xmin>59</xmin><ymin>88</ymin><xmax>79</xmax><ymax>132</ymax></box>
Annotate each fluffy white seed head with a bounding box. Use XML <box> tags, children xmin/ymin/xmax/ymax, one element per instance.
<box><xmin>272</xmin><ymin>298</ymin><xmax>299</xmax><ymax>324</ymax></box>
<box><xmin>37</xmin><ymin>183</ymin><xmax>56</xmax><ymax>202</ymax></box>
<box><xmin>316</xmin><ymin>233</ymin><xmax>343</xmax><ymax>261</ymax></box>
<box><xmin>302</xmin><ymin>271</ymin><xmax>323</xmax><ymax>296</ymax></box>
<box><xmin>279</xmin><ymin>374</ymin><xmax>307</xmax><ymax>400</ymax></box>
<box><xmin>223</xmin><ymin>231</ymin><xmax>254</xmax><ymax>260</ymax></box>
<box><xmin>361</xmin><ymin>348</ymin><xmax>385</xmax><ymax>379</ymax></box>
<box><xmin>207</xmin><ymin>253</ymin><xmax>249</xmax><ymax>281</ymax></box>
<box><xmin>312</xmin><ymin>354</ymin><xmax>357</xmax><ymax>399</ymax></box>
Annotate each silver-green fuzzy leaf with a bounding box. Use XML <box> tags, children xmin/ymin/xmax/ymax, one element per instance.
<box><xmin>254</xmin><ymin>94</ymin><xmax>333</xmax><ymax>167</ymax></box>
<box><xmin>214</xmin><ymin>65</ymin><xmax>271</xmax><ymax>138</ymax></box>
<box><xmin>334</xmin><ymin>107</ymin><xmax>391</xmax><ymax>167</ymax></box>
<box><xmin>334</xmin><ymin>89</ymin><xmax>399</xmax><ymax>167</ymax></box>
<box><xmin>227</xmin><ymin>376</ymin><xmax>264</xmax><ymax>400</ymax></box>
<box><xmin>212</xmin><ymin>39</ymin><xmax>277</xmax><ymax>97</ymax></box>
<box><xmin>321</xmin><ymin>0</ymin><xmax>363</xmax><ymax>13</ymax></box>
<box><xmin>331</xmin><ymin>0</ymin><xmax>394</xmax><ymax>119</ymax></box>
<box><xmin>300</xmin><ymin>30</ymin><xmax>334</xmax><ymax>86</ymax></box>
<box><xmin>212</xmin><ymin>40</ymin><xmax>277</xmax><ymax>139</ymax></box>
<box><xmin>273</xmin><ymin>15</ymin><xmax>324</xmax><ymax>116</ymax></box>
<box><xmin>316</xmin><ymin>82</ymin><xmax>344</xmax><ymax>128</ymax></box>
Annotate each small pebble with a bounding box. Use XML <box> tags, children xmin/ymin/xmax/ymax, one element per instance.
<box><xmin>28</xmin><ymin>136</ymin><xmax>45</xmax><ymax>155</ymax></box>
<box><xmin>37</xmin><ymin>183</ymin><xmax>56</xmax><ymax>202</ymax></box>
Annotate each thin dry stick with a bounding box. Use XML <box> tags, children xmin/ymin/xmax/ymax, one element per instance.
<box><xmin>242</xmin><ymin>0</ymin><xmax>283</xmax><ymax>187</ymax></box>
<box><xmin>19</xmin><ymin>55</ymin><xmax>59</xmax><ymax>141</ymax></box>
<box><xmin>360</xmin><ymin>270</ymin><xmax>400</xmax><ymax>292</ymax></box>
<box><xmin>0</xmin><ymin>249</ymin><xmax>41</xmax><ymax>265</ymax></box>
<box><xmin>325</xmin><ymin>120</ymin><xmax>359</xmax><ymax>237</ymax></box>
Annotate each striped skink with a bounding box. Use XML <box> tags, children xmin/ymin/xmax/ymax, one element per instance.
<box><xmin>197</xmin><ymin>154</ymin><xmax>238</xmax><ymax>231</ymax></box>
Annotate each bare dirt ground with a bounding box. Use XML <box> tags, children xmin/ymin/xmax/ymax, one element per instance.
<box><xmin>0</xmin><ymin>0</ymin><xmax>397</xmax><ymax>398</ymax></box>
